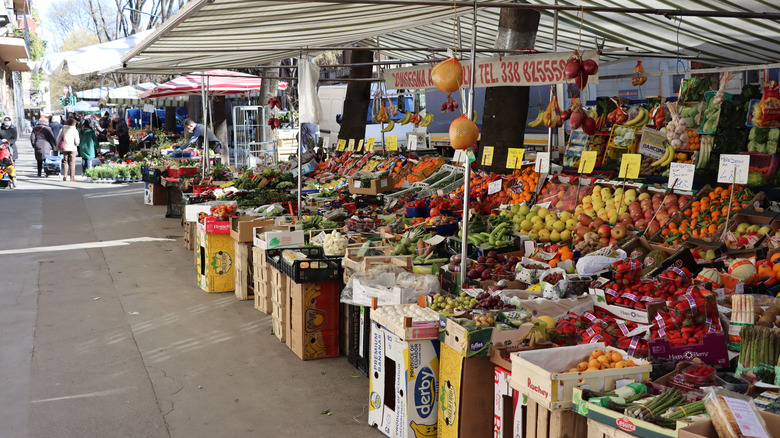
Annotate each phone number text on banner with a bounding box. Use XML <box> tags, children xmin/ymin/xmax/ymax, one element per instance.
<box><xmin>383</xmin><ymin>51</ymin><xmax>600</xmax><ymax>90</ymax></box>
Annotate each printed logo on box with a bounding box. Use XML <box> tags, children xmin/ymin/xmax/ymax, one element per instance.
<box><xmin>441</xmin><ymin>380</ymin><xmax>457</xmax><ymax>426</ymax></box>
<box><xmin>211</xmin><ymin>251</ymin><xmax>233</xmax><ymax>274</ymax></box>
<box><xmin>527</xmin><ymin>378</ymin><xmax>549</xmax><ymax>399</ymax></box>
<box><xmin>616</xmin><ymin>417</ymin><xmax>637</xmax><ymax>432</ymax></box>
<box><xmin>370</xmin><ymin>391</ymin><xmax>382</xmax><ymax>410</ymax></box>
<box><xmin>414</xmin><ymin>367</ymin><xmax>436</xmax><ymax>418</ymax></box>
<box><xmin>470</xmin><ymin>340</ymin><xmax>485</xmax><ymax>352</ymax></box>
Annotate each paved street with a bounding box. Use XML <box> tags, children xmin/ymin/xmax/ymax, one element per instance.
<box><xmin>1</xmin><ymin>140</ymin><xmax>375</xmax><ymax>438</ymax></box>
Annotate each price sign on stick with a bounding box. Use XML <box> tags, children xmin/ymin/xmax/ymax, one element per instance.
<box><xmin>668</xmin><ymin>163</ymin><xmax>695</xmax><ymax>191</ymax></box>
<box><xmin>336</xmin><ymin>139</ymin><xmax>346</xmax><ymax>152</ymax></box>
<box><xmin>506</xmin><ymin>148</ymin><xmax>525</xmax><ymax>169</ymax></box>
<box><xmin>366</xmin><ymin>138</ymin><xmax>376</xmax><ymax>152</ymax></box>
<box><xmin>347</xmin><ymin>139</ymin><xmax>355</xmax><ymax>151</ymax></box>
<box><xmin>357</xmin><ymin>139</ymin><xmax>364</xmax><ymax>152</ymax></box>
<box><xmin>322</xmin><ymin>136</ymin><xmax>330</xmax><ymax>149</ymax></box>
<box><xmin>386</xmin><ymin>135</ymin><xmax>398</xmax><ymax>151</ymax></box>
<box><xmin>535</xmin><ymin>151</ymin><xmax>550</xmax><ymax>174</ymax></box>
<box><xmin>407</xmin><ymin>134</ymin><xmax>417</xmax><ymax>150</ymax></box>
<box><xmin>481</xmin><ymin>146</ymin><xmax>494</xmax><ymax>166</ymax></box>
<box><xmin>488</xmin><ymin>179</ymin><xmax>502</xmax><ymax>195</ymax></box>
<box><xmin>578</xmin><ymin>150</ymin><xmax>597</xmax><ymax>173</ymax></box>
<box><xmin>718</xmin><ymin>154</ymin><xmax>749</xmax><ymax>184</ymax></box>
<box><xmin>618</xmin><ymin>154</ymin><xmax>642</xmax><ymax>179</ymax></box>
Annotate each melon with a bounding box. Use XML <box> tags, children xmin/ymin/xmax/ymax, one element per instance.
<box><xmin>728</xmin><ymin>258</ymin><xmax>757</xmax><ymax>284</ymax></box>
<box><xmin>695</xmin><ymin>268</ymin><xmax>723</xmax><ymax>288</ymax></box>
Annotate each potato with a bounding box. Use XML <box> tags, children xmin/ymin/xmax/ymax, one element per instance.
<box><xmin>754</xmin><ymin>306</ymin><xmax>764</xmax><ymax>317</ymax></box>
<box><xmin>755</xmin><ymin>315</ymin><xmax>774</xmax><ymax>328</ymax></box>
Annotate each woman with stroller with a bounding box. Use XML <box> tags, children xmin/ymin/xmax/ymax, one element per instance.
<box><xmin>30</xmin><ymin>115</ymin><xmax>56</xmax><ymax>177</ymax></box>
<box><xmin>78</xmin><ymin>118</ymin><xmax>98</xmax><ymax>175</ymax></box>
<box><xmin>0</xmin><ymin>115</ymin><xmax>18</xmax><ymax>161</ymax></box>
<box><xmin>56</xmin><ymin>118</ymin><xmax>80</xmax><ymax>182</ymax></box>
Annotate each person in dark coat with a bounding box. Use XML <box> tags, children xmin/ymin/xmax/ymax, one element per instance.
<box><xmin>49</xmin><ymin>115</ymin><xmax>63</xmax><ymax>141</ymax></box>
<box><xmin>183</xmin><ymin>118</ymin><xmax>223</xmax><ymax>154</ymax></box>
<box><xmin>30</xmin><ymin>116</ymin><xmax>56</xmax><ymax>177</ymax></box>
<box><xmin>112</xmin><ymin>115</ymin><xmax>130</xmax><ymax>158</ymax></box>
<box><xmin>0</xmin><ymin>115</ymin><xmax>18</xmax><ymax>160</ymax></box>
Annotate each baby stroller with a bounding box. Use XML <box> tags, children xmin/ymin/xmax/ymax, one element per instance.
<box><xmin>0</xmin><ymin>160</ymin><xmax>15</xmax><ymax>189</ymax></box>
<box><xmin>44</xmin><ymin>154</ymin><xmax>63</xmax><ymax>176</ymax></box>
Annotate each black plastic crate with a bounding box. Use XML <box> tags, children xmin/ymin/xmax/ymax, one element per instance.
<box><xmin>166</xmin><ymin>186</ymin><xmax>183</xmax><ymax>218</ymax></box>
<box><xmin>445</xmin><ymin>236</ymin><xmax>518</xmax><ymax>259</ymax></box>
<box><xmin>347</xmin><ymin>305</ymin><xmax>371</xmax><ymax>377</ymax></box>
<box><xmin>141</xmin><ymin>166</ymin><xmax>161</xmax><ymax>184</ymax></box>
<box><xmin>266</xmin><ymin>246</ymin><xmax>343</xmax><ymax>284</ymax></box>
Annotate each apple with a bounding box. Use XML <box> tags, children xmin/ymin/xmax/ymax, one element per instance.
<box><xmin>611</xmin><ymin>225</ymin><xmax>627</xmax><ymax>239</ymax></box>
<box><xmin>609</xmin><ymin>237</ymin><xmax>619</xmax><ymax>246</ymax></box>
<box><xmin>647</xmin><ymin>220</ymin><xmax>661</xmax><ymax>236</ymax></box>
<box><xmin>635</xmin><ymin>218</ymin><xmax>646</xmax><ymax>228</ymax></box>
<box><xmin>579</xmin><ymin>213</ymin><xmax>593</xmax><ymax>226</ymax></box>
<box><xmin>598</xmin><ymin>224</ymin><xmax>612</xmax><ymax>239</ymax></box>
<box><xmin>599</xmin><ymin>237</ymin><xmax>610</xmax><ymax>247</ymax></box>
<box><xmin>638</xmin><ymin>192</ymin><xmax>651</xmax><ymax>201</ymax></box>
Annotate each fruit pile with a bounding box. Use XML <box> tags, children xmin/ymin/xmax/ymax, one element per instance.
<box><xmin>564</xmin><ymin>348</ymin><xmax>639</xmax><ymax>373</ymax></box>
<box><xmin>466</xmin><ymin>252</ymin><xmax>520</xmax><ymax>282</ymax></box>
<box><xmin>550</xmin><ymin>310</ymin><xmax>647</xmax><ymax>355</ymax></box>
<box><xmin>507</xmin><ymin>166</ymin><xmax>539</xmax><ymax>204</ymax></box>
<box><xmin>536</xmin><ymin>178</ymin><xmax>590</xmax><ymax>212</ymax></box>
<box><xmin>650</xmin><ymin>308</ymin><xmax>722</xmax><ymax>347</ymax></box>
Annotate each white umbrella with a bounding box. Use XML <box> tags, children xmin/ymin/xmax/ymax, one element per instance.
<box><xmin>37</xmin><ymin>30</ymin><xmax>154</xmax><ymax>76</ymax></box>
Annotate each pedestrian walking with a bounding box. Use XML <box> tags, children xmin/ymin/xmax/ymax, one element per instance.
<box><xmin>78</xmin><ymin>119</ymin><xmax>98</xmax><ymax>174</ymax></box>
<box><xmin>56</xmin><ymin>118</ymin><xmax>80</xmax><ymax>182</ymax></box>
<box><xmin>50</xmin><ymin>115</ymin><xmax>63</xmax><ymax>141</ymax></box>
<box><xmin>112</xmin><ymin>115</ymin><xmax>130</xmax><ymax>158</ymax></box>
<box><xmin>30</xmin><ymin>116</ymin><xmax>56</xmax><ymax>177</ymax></box>
<box><xmin>0</xmin><ymin>115</ymin><xmax>18</xmax><ymax>160</ymax></box>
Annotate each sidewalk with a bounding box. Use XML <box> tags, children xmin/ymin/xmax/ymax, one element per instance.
<box><xmin>0</xmin><ymin>141</ymin><xmax>375</xmax><ymax>437</ymax></box>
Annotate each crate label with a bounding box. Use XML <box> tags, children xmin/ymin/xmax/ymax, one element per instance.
<box><xmin>723</xmin><ymin>397</ymin><xmax>770</xmax><ymax>438</ymax></box>
<box><xmin>380</xmin><ymin>179</ymin><xmax>388</xmax><ymax>188</ymax></box>
<box><xmin>354</xmin><ymin>180</ymin><xmax>361</xmax><ymax>188</ymax></box>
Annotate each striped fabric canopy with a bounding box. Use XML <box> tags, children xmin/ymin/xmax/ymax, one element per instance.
<box><xmin>138</xmin><ymin>70</ymin><xmax>263</xmax><ymax>98</ymax></box>
<box><xmin>107</xmin><ymin>82</ymin><xmax>189</xmax><ymax>107</ymax></box>
<box><xmin>119</xmin><ymin>0</ymin><xmax>780</xmax><ymax>74</ymax></box>
<box><xmin>75</xmin><ymin>87</ymin><xmax>114</xmax><ymax>100</ymax></box>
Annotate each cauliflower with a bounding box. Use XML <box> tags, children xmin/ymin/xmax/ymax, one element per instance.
<box><xmin>323</xmin><ymin>231</ymin><xmax>348</xmax><ymax>255</ymax></box>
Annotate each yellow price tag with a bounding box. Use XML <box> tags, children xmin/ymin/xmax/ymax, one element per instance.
<box><xmin>481</xmin><ymin>146</ymin><xmax>494</xmax><ymax>166</ymax></box>
<box><xmin>506</xmin><ymin>148</ymin><xmax>525</xmax><ymax>169</ymax></box>
<box><xmin>366</xmin><ymin>138</ymin><xmax>376</xmax><ymax>152</ymax></box>
<box><xmin>618</xmin><ymin>154</ymin><xmax>642</xmax><ymax>179</ymax></box>
<box><xmin>386</xmin><ymin>135</ymin><xmax>398</xmax><ymax>151</ymax></box>
<box><xmin>578</xmin><ymin>150</ymin><xmax>597</xmax><ymax>174</ymax></box>
<box><xmin>336</xmin><ymin>139</ymin><xmax>346</xmax><ymax>151</ymax></box>
<box><xmin>357</xmin><ymin>139</ymin><xmax>364</xmax><ymax>152</ymax></box>
<box><xmin>220</xmin><ymin>181</ymin><xmax>234</xmax><ymax>188</ymax></box>
<box><xmin>347</xmin><ymin>139</ymin><xmax>355</xmax><ymax>151</ymax></box>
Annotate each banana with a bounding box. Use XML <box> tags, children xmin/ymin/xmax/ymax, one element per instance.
<box><xmin>651</xmin><ymin>144</ymin><xmax>672</xmax><ymax>167</ymax></box>
<box><xmin>625</xmin><ymin>108</ymin><xmax>646</xmax><ymax>127</ymax></box>
<box><xmin>381</xmin><ymin>120</ymin><xmax>395</xmax><ymax>133</ymax></box>
<box><xmin>420</xmin><ymin>113</ymin><xmax>434</xmax><ymax>127</ymax></box>
<box><xmin>398</xmin><ymin>112</ymin><xmax>412</xmax><ymax>125</ymax></box>
<box><xmin>589</xmin><ymin>108</ymin><xmax>598</xmax><ymax>119</ymax></box>
<box><xmin>528</xmin><ymin>107</ymin><xmax>544</xmax><ymax>128</ymax></box>
<box><xmin>660</xmin><ymin>144</ymin><xmax>675</xmax><ymax>166</ymax></box>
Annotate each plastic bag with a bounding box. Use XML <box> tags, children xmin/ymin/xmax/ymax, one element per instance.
<box><xmin>515</xmin><ymin>258</ymin><xmax>550</xmax><ymax>284</ymax></box>
<box><xmin>703</xmin><ymin>387</ymin><xmax>771</xmax><ymax>438</ymax></box>
<box><xmin>539</xmin><ymin>268</ymin><xmax>569</xmax><ymax>299</ymax></box>
<box><xmin>576</xmin><ymin>249</ymin><xmax>627</xmax><ymax>275</ymax></box>
<box><xmin>753</xmin><ymin>81</ymin><xmax>780</xmax><ymax>128</ymax></box>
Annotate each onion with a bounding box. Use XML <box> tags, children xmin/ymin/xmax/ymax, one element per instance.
<box><xmin>560</xmin><ymin>109</ymin><xmax>572</xmax><ymax>122</ymax></box>
<box><xmin>582</xmin><ymin>59</ymin><xmax>599</xmax><ymax>76</ymax></box>
<box><xmin>582</xmin><ymin>116</ymin><xmax>597</xmax><ymax>135</ymax></box>
<box><xmin>564</xmin><ymin>57</ymin><xmax>582</xmax><ymax>80</ymax></box>
<box><xmin>569</xmin><ymin>109</ymin><xmax>586</xmax><ymax>130</ymax></box>
<box><xmin>575</xmin><ymin>74</ymin><xmax>589</xmax><ymax>89</ymax></box>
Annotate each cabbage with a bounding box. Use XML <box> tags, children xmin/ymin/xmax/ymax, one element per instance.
<box><xmin>768</xmin><ymin>139</ymin><xmax>778</xmax><ymax>154</ymax></box>
<box><xmin>769</xmin><ymin>129</ymin><xmax>779</xmax><ymax>142</ymax></box>
<box><xmin>747</xmin><ymin>140</ymin><xmax>758</xmax><ymax>152</ymax></box>
<box><xmin>755</xmin><ymin>127</ymin><xmax>769</xmax><ymax>144</ymax></box>
<box><xmin>747</xmin><ymin>172</ymin><xmax>766</xmax><ymax>187</ymax></box>
<box><xmin>749</xmin><ymin>128</ymin><xmax>757</xmax><ymax>140</ymax></box>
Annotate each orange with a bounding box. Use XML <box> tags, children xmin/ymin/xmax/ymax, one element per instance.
<box><xmin>771</xmin><ymin>252</ymin><xmax>780</xmax><ymax>265</ymax></box>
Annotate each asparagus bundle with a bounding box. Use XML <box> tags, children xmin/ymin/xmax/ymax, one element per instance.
<box><xmin>625</xmin><ymin>389</ymin><xmax>686</xmax><ymax>421</ymax></box>
<box><xmin>737</xmin><ymin>325</ymin><xmax>780</xmax><ymax>383</ymax></box>
<box><xmin>728</xmin><ymin>295</ymin><xmax>755</xmax><ymax>351</ymax></box>
<box><xmin>653</xmin><ymin>400</ymin><xmax>707</xmax><ymax>429</ymax></box>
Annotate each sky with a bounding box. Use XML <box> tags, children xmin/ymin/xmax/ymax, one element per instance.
<box><xmin>32</xmin><ymin>0</ymin><xmax>56</xmax><ymax>53</ymax></box>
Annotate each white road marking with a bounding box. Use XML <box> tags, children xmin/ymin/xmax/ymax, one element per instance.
<box><xmin>31</xmin><ymin>387</ymin><xmax>132</xmax><ymax>403</ymax></box>
<box><xmin>0</xmin><ymin>237</ymin><xmax>174</xmax><ymax>255</ymax></box>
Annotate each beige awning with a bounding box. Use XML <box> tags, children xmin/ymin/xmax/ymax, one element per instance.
<box><xmin>0</xmin><ymin>36</ymin><xmax>30</xmax><ymax>71</ymax></box>
<box><xmin>120</xmin><ymin>0</ymin><xmax>780</xmax><ymax>74</ymax></box>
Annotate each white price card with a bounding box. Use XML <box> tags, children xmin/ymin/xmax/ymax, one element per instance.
<box><xmin>322</xmin><ymin>136</ymin><xmax>330</xmax><ymax>149</ymax></box>
<box><xmin>407</xmin><ymin>133</ymin><xmax>417</xmax><ymax>150</ymax></box>
<box><xmin>718</xmin><ymin>154</ymin><xmax>749</xmax><ymax>184</ymax></box>
<box><xmin>453</xmin><ymin>150</ymin><xmax>468</xmax><ymax>163</ymax></box>
<box><xmin>143</xmin><ymin>103</ymin><xmax>154</xmax><ymax>113</ymax></box>
<box><xmin>668</xmin><ymin>162</ymin><xmax>695</xmax><ymax>191</ymax></box>
<box><xmin>722</xmin><ymin>397</ymin><xmax>770</xmax><ymax>438</ymax></box>
<box><xmin>535</xmin><ymin>151</ymin><xmax>550</xmax><ymax>174</ymax></box>
<box><xmin>488</xmin><ymin>179</ymin><xmax>502</xmax><ymax>195</ymax></box>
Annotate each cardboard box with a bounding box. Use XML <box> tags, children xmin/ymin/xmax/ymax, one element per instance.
<box><xmin>348</xmin><ymin>175</ymin><xmax>395</xmax><ymax>195</ymax></box>
<box><xmin>440</xmin><ymin>317</ymin><xmax>546</xmax><ymax>358</ymax></box>
<box><xmin>369</xmin><ymin>321</ymin><xmax>440</xmax><ymax>438</ymax></box>
<box><xmin>195</xmin><ymin>227</ymin><xmax>235</xmax><ymax>293</ymax></box>
<box><xmin>438</xmin><ymin>343</ymin><xmax>495</xmax><ymax>438</ymax></box>
<box><xmin>648</xmin><ymin>330</ymin><xmax>729</xmax><ymax>367</ymax></box>
<box><xmin>370</xmin><ymin>303</ymin><xmax>440</xmax><ymax>341</ymax></box>
<box><xmin>509</xmin><ymin>343</ymin><xmax>651</xmax><ymax>410</ymax></box>
<box><xmin>253</xmin><ymin>228</ymin><xmax>304</xmax><ymax>249</ymax></box>
<box><xmin>677</xmin><ymin>410</ymin><xmax>780</xmax><ymax>438</ymax></box>
<box><xmin>351</xmin><ymin>273</ymin><xmax>429</xmax><ymax>308</ymax></box>
<box><xmin>196</xmin><ymin>217</ymin><xmax>230</xmax><ymax>234</ymax></box>
<box><xmin>495</xmin><ymin>366</ymin><xmax>524</xmax><ymax>438</ymax></box>
<box><xmin>254</xmin><ymin>279</ymin><xmax>271</xmax><ymax>313</ymax></box>
<box><xmin>234</xmin><ymin>241</ymin><xmax>254</xmax><ymax>300</ymax></box>
<box><xmin>252</xmin><ymin>247</ymin><xmax>272</xmax><ymax>313</ymax></box>
<box><xmin>144</xmin><ymin>182</ymin><xmax>167</xmax><ymax>205</ymax></box>
<box><xmin>589</xmin><ymin>278</ymin><xmax>666</xmax><ymax>324</ymax></box>
<box><xmin>183</xmin><ymin>221</ymin><xmax>196</xmax><ymax>251</ymax></box>
<box><xmin>184</xmin><ymin>201</ymin><xmax>235</xmax><ymax>222</ymax></box>
<box><xmin>286</xmin><ymin>281</ymin><xmax>341</xmax><ymax>360</ymax></box>
<box><xmin>230</xmin><ymin>216</ymin><xmax>275</xmax><ymax>243</ymax></box>
<box><xmin>573</xmin><ymin>390</ymin><xmax>684</xmax><ymax>438</ymax></box>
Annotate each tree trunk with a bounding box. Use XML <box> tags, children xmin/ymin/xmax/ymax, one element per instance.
<box><xmin>258</xmin><ymin>61</ymin><xmax>281</xmax><ymax>144</ymax></box>
<box><xmin>338</xmin><ymin>50</ymin><xmax>373</xmax><ymax>142</ymax></box>
<box><xmin>211</xmin><ymin>95</ymin><xmax>228</xmax><ymax>164</ymax></box>
<box><xmin>478</xmin><ymin>9</ymin><xmax>541</xmax><ymax>174</ymax></box>
<box><xmin>164</xmin><ymin>106</ymin><xmax>176</xmax><ymax>133</ymax></box>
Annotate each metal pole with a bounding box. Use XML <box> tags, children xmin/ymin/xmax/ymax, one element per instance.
<box><xmin>460</xmin><ymin>0</ymin><xmax>478</xmax><ymax>284</ymax></box>
<box><xmin>297</xmin><ymin>58</ymin><xmax>303</xmax><ymax>220</ymax></box>
<box><xmin>547</xmin><ymin>0</ymin><xmax>558</xmax><ymax>155</ymax></box>
<box><xmin>201</xmin><ymin>75</ymin><xmax>208</xmax><ymax>177</ymax></box>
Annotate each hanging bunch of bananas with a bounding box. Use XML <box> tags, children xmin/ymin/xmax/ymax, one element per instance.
<box><xmin>623</xmin><ymin>107</ymin><xmax>650</xmax><ymax>127</ymax></box>
<box><xmin>650</xmin><ymin>142</ymin><xmax>675</xmax><ymax>167</ymax></box>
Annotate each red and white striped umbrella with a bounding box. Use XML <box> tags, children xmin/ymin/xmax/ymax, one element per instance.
<box><xmin>139</xmin><ymin>69</ymin><xmax>262</xmax><ymax>98</ymax></box>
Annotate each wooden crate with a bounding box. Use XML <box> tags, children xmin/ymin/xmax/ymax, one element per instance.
<box><xmin>254</xmin><ymin>279</ymin><xmax>271</xmax><ymax>313</ymax></box>
<box><xmin>586</xmin><ymin>418</ymin><xmax>630</xmax><ymax>438</ymax></box>
<box><xmin>272</xmin><ymin>315</ymin><xmax>287</xmax><ymax>343</ymax></box>
<box><xmin>183</xmin><ymin>221</ymin><xmax>196</xmax><ymax>251</ymax></box>
<box><xmin>271</xmin><ymin>277</ymin><xmax>290</xmax><ymax>344</ymax></box>
<box><xmin>525</xmin><ymin>399</ymin><xmax>587</xmax><ymax>438</ymax></box>
<box><xmin>234</xmin><ymin>241</ymin><xmax>254</xmax><ymax>300</ymax></box>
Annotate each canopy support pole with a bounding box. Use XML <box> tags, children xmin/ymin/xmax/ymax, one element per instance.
<box><xmin>460</xmin><ymin>0</ymin><xmax>478</xmax><ymax>284</ymax></box>
<box><xmin>297</xmin><ymin>58</ymin><xmax>303</xmax><ymax>220</ymax></box>
<box><xmin>201</xmin><ymin>75</ymin><xmax>208</xmax><ymax>177</ymax></box>
<box><xmin>547</xmin><ymin>0</ymin><xmax>558</xmax><ymax>155</ymax></box>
